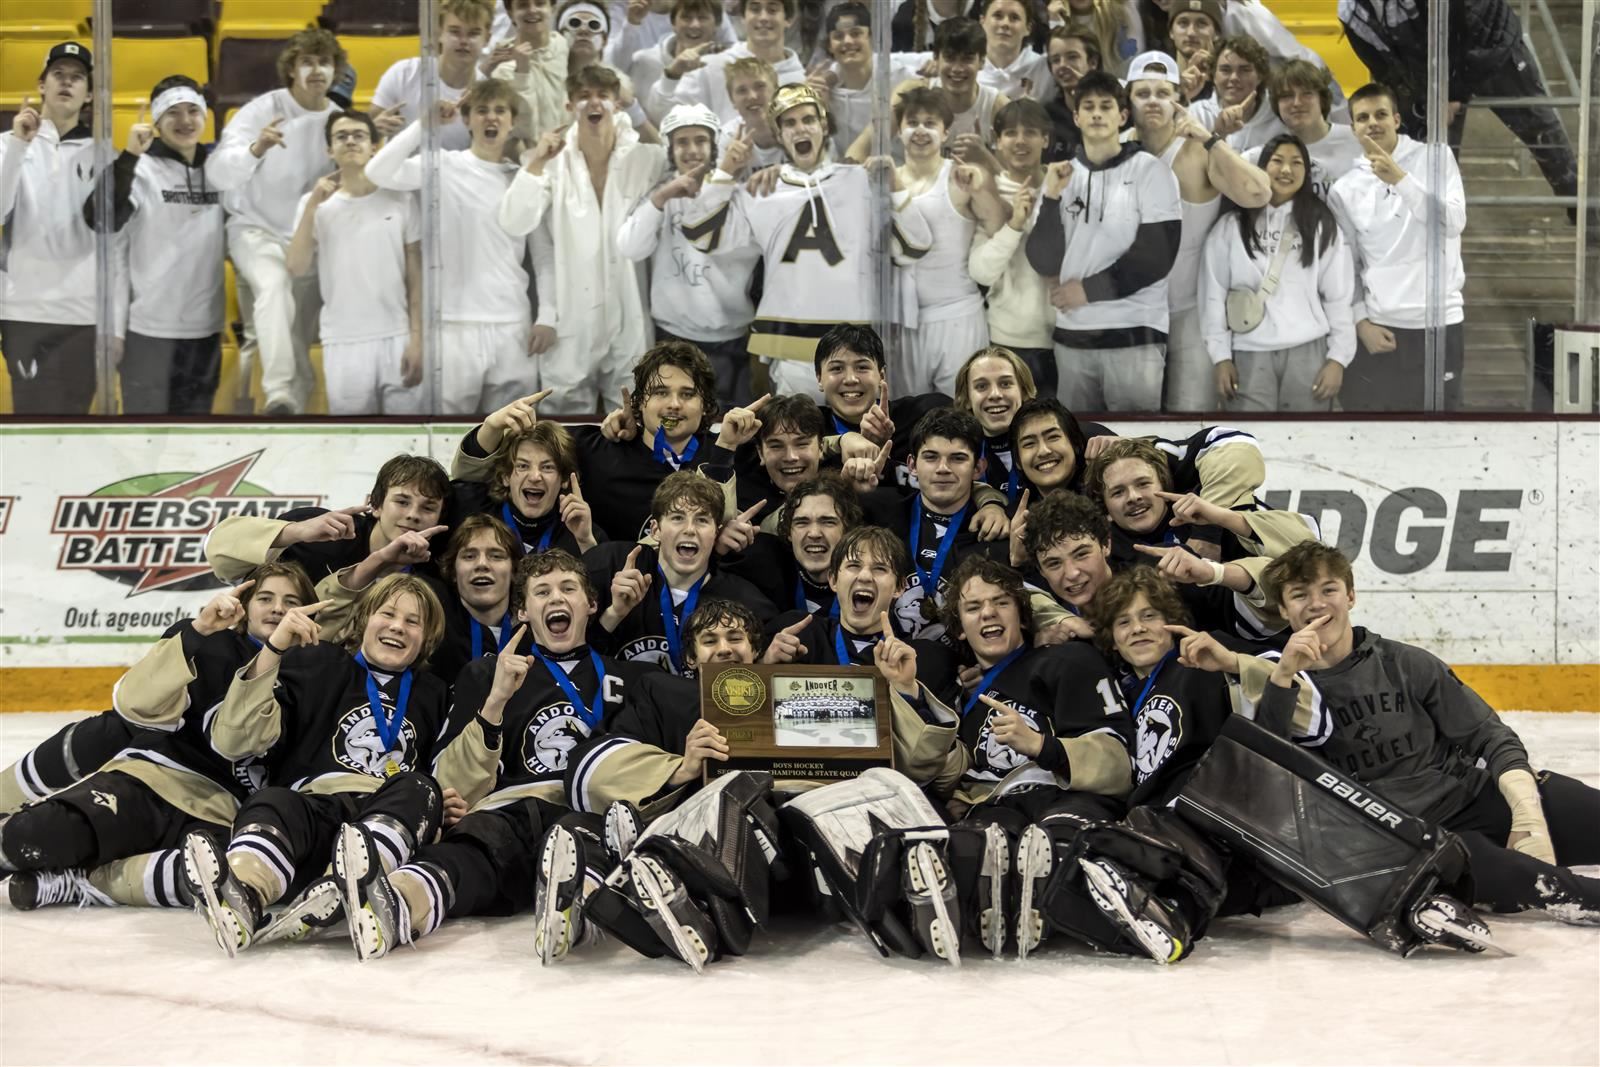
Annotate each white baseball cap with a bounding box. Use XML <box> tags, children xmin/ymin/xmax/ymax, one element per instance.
<box><xmin>1124</xmin><ymin>50</ymin><xmax>1182</xmax><ymax>87</ymax></box>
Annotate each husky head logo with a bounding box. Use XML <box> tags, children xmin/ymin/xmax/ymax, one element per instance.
<box><xmin>976</xmin><ymin>699</ymin><xmax>1039</xmax><ymax>775</ymax></box>
<box><xmin>523</xmin><ymin>703</ymin><xmax>594</xmax><ymax>775</ymax></box>
<box><xmin>332</xmin><ymin>703</ymin><xmax>417</xmax><ymax>776</ymax></box>
<box><xmin>1355</xmin><ymin>721</ymin><xmax>1381</xmax><ymax>745</ymax></box>
<box><xmin>1134</xmin><ymin>694</ymin><xmax>1182</xmax><ymax>783</ymax></box>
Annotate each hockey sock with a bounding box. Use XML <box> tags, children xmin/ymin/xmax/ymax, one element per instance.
<box><xmin>88</xmin><ymin>848</ymin><xmax>189</xmax><ymax>908</ymax></box>
<box><xmin>389</xmin><ymin>862</ymin><xmax>453</xmax><ymax>941</ymax></box>
<box><xmin>227</xmin><ymin>827</ymin><xmax>293</xmax><ymax>906</ymax></box>
<box><xmin>0</xmin><ymin>759</ymin><xmax>45</xmax><ymax>813</ymax></box>
<box><xmin>358</xmin><ymin>816</ymin><xmax>416</xmax><ymax>875</ymax></box>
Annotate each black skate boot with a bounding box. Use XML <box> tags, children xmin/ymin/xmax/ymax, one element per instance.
<box><xmin>1409</xmin><ymin>894</ymin><xmax>1504</xmax><ymax>955</ymax></box>
<box><xmin>6</xmin><ymin>868</ymin><xmax>116</xmax><ymax>910</ymax></box>
<box><xmin>1015</xmin><ymin>824</ymin><xmax>1053</xmax><ymax>961</ymax></box>
<box><xmin>255</xmin><ymin>876</ymin><xmax>345</xmax><ymax>946</ymax></box>
<box><xmin>1078</xmin><ymin>856</ymin><xmax>1188</xmax><ymax>965</ymax></box>
<box><xmin>625</xmin><ymin>852</ymin><xmax>718</xmax><ymax>973</ymax></box>
<box><xmin>181</xmin><ymin>831</ymin><xmax>263</xmax><ymax>958</ymax></box>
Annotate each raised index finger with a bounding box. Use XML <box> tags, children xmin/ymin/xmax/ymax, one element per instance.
<box><xmin>782</xmin><ymin>617</ymin><xmax>811</xmax><ymax>636</ymax></box>
<box><xmin>1133</xmin><ymin>543</ymin><xmax>1171</xmax><ymax>557</ymax></box>
<box><xmin>1306</xmin><ymin>614</ymin><xmax>1333</xmax><ymax>630</ymax></box>
<box><xmin>300</xmin><ymin>599</ymin><xmax>336</xmax><ymax>615</ymax></box>
<box><xmin>506</xmin><ymin>623</ymin><xmax>528</xmax><ymax>650</ymax></box>
<box><xmin>230</xmin><ymin>578</ymin><xmax>257</xmax><ymax>597</ymax></box>
<box><xmin>747</xmin><ymin>392</ymin><xmax>773</xmax><ymax>414</ymax></box>
<box><xmin>624</xmin><ymin>545</ymin><xmax>642</xmax><ymax>570</ymax></box>
<box><xmin>976</xmin><ymin>693</ymin><xmax>1013</xmax><ymax>716</ymax></box>
<box><xmin>568</xmin><ymin>473</ymin><xmax>584</xmax><ymax>500</ymax></box>
<box><xmin>136</xmin><ymin>98</ymin><xmax>150</xmax><ymax>123</ymax></box>
<box><xmin>1162</xmin><ymin>623</ymin><xmax>1198</xmax><ymax>638</ymax></box>
<box><xmin>1155</xmin><ymin>490</ymin><xmax>1186</xmax><ymax>502</ymax></box>
<box><xmin>525</xmin><ymin>388</ymin><xmax>553</xmax><ymax>406</ymax></box>
<box><xmin>419</xmin><ymin>524</ymin><xmax>450</xmax><ymax>539</ymax></box>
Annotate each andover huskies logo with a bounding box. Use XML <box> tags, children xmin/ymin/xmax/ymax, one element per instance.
<box><xmin>976</xmin><ymin>699</ymin><xmax>1041</xmax><ymax>778</ymax></box>
<box><xmin>1134</xmin><ymin>694</ymin><xmax>1182</xmax><ymax>783</ymax></box>
<box><xmin>620</xmin><ymin>635</ymin><xmax>675</xmax><ymax>673</ymax></box>
<box><xmin>522</xmin><ymin>702</ymin><xmax>593</xmax><ymax>776</ymax></box>
<box><xmin>330</xmin><ymin>702</ymin><xmax>418</xmax><ymax>777</ymax></box>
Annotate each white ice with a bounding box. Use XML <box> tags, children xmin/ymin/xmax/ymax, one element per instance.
<box><xmin>2</xmin><ymin>710</ymin><xmax>1598</xmax><ymax>1067</ymax></box>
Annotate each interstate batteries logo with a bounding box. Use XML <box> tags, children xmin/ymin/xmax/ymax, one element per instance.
<box><xmin>51</xmin><ymin>451</ymin><xmax>320</xmax><ymax>595</ymax></box>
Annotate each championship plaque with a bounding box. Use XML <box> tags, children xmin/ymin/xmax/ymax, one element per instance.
<box><xmin>698</xmin><ymin>663</ymin><xmax>894</xmax><ymax>783</ymax></box>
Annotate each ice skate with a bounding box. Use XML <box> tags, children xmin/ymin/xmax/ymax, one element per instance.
<box><xmin>604</xmin><ymin>800</ymin><xmax>643</xmax><ymax>864</ymax></box>
<box><xmin>181</xmin><ymin>831</ymin><xmax>262</xmax><ymax>958</ymax></box>
<box><xmin>903</xmin><ymin>840</ymin><xmax>960</xmax><ymax>967</ymax></box>
<box><xmin>6</xmin><ymin>868</ymin><xmax>115</xmax><ymax>911</ymax></box>
<box><xmin>1015</xmin><ymin>824</ymin><xmax>1052</xmax><ymax>961</ymax></box>
<box><xmin>336</xmin><ymin>822</ymin><xmax>408</xmax><ymax>962</ymax></box>
<box><xmin>626</xmin><ymin>853</ymin><xmax>716</xmax><ymax>973</ymax></box>
<box><xmin>975</xmin><ymin>823</ymin><xmax>1008</xmax><ymax>960</ymax></box>
<box><xmin>1079</xmin><ymin>856</ymin><xmax>1186</xmax><ymax>965</ymax></box>
<box><xmin>534</xmin><ymin>824</ymin><xmax>589</xmax><ymax>965</ymax></box>
<box><xmin>255</xmin><ymin>877</ymin><xmax>345</xmax><ymax>945</ymax></box>
<box><xmin>1409</xmin><ymin>894</ymin><xmax>1506</xmax><ymax>955</ymax></box>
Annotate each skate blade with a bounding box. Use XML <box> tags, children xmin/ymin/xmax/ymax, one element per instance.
<box><xmin>979</xmin><ymin>826</ymin><xmax>1008</xmax><ymax>961</ymax></box>
<box><xmin>536</xmin><ymin>830</ymin><xmax>580</xmax><ymax>966</ymax></box>
<box><xmin>335</xmin><ymin>825</ymin><xmax>379</xmax><ymax>962</ymax></box>
<box><xmin>1016</xmin><ymin>827</ymin><xmax>1050</xmax><ymax>962</ymax></box>
<box><xmin>908</xmin><ymin>843</ymin><xmax>961</xmax><ymax>969</ymax></box>
<box><xmin>183</xmin><ymin>837</ymin><xmax>240</xmax><ymax>959</ymax></box>
<box><xmin>1079</xmin><ymin>858</ymin><xmax>1179</xmax><ymax>966</ymax></box>
<box><xmin>1432</xmin><ymin>915</ymin><xmax>1513</xmax><ymax>957</ymax></box>
<box><xmin>629</xmin><ymin>856</ymin><xmax>709</xmax><ymax>975</ymax></box>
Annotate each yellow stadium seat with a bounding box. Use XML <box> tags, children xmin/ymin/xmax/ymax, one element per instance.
<box><xmin>111</xmin><ymin>37</ymin><xmax>210</xmax><ymax>105</ymax></box>
<box><xmin>339</xmin><ymin>34</ymin><xmax>422</xmax><ymax>104</ymax></box>
<box><xmin>111</xmin><ymin>104</ymin><xmax>217</xmax><ymax>149</ymax></box>
<box><xmin>0</xmin><ymin>37</ymin><xmax>90</xmax><ymax>99</ymax></box>
<box><xmin>0</xmin><ymin>0</ymin><xmax>90</xmax><ymax>38</ymax></box>
<box><xmin>1263</xmin><ymin>1</ymin><xmax>1370</xmax><ymax>93</ymax></box>
<box><xmin>215</xmin><ymin>0</ymin><xmax>323</xmax><ymax>40</ymax></box>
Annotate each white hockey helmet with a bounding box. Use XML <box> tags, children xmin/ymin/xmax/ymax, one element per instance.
<box><xmin>660</xmin><ymin>103</ymin><xmax>722</xmax><ymax>141</ymax></box>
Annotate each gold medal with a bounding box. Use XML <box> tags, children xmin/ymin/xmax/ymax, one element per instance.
<box><xmin>383</xmin><ymin>759</ymin><xmax>401</xmax><ymax>778</ymax></box>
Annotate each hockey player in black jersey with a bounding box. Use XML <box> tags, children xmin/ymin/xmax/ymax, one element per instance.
<box><xmin>719</xmin><ymin>474</ymin><xmax>864</xmax><ymax>617</ymax></box>
<box><xmin>1006</xmin><ymin>396</ymin><xmax>1109</xmax><ymax>502</ymax></box>
<box><xmin>1251</xmin><ymin>542</ymin><xmax>1600</xmax><ymax>927</ymax></box>
<box><xmin>206</xmin><ymin>453</ymin><xmax>452</xmax><ymax>584</ymax></box>
<box><xmin>1020</xmin><ymin>488</ymin><xmax>1280</xmax><ymax>645</ymax></box>
<box><xmin>578</xmin><ymin>340</ymin><xmax>723</xmax><ymax>542</ymax></box>
<box><xmin>1</xmin><ymin>564</ymin><xmax>318</xmax><ymax>911</ymax></box>
<box><xmin>449</xmin><ymin>399</ymin><xmax>606</xmax><ymax>556</ymax></box>
<box><xmin>955</xmin><ymin>346</ymin><xmax>1041</xmax><ymax>509</ymax></box>
<box><xmin>699</xmin><ymin>394</ymin><xmax>829</xmax><ymax>529</ymax></box>
<box><xmin>312</xmin><ymin>514</ymin><xmax>518</xmax><ymax>686</ymax></box>
<box><xmin>859</xmin><ymin>408</ymin><xmax>1014</xmax><ymax>640</ymax></box>
<box><xmin>181</xmin><ymin>573</ymin><xmax>499</xmax><ymax>956</ymax></box>
<box><xmin>585</xmin><ymin>471</ymin><xmax>779</xmax><ymax>674</ymax></box>
<box><xmin>334</xmin><ymin>549</ymin><xmax>651</xmax><ymax>962</ymax></box>
<box><xmin>812</xmin><ymin>323</ymin><xmax>951</xmax><ymax>490</ymax></box>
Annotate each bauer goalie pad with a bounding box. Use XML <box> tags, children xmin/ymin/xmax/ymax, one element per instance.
<box><xmin>1174</xmin><ymin>715</ymin><xmax>1474</xmax><ymax>956</ymax></box>
<box><xmin>779</xmin><ymin>767</ymin><xmax>958</xmax><ymax>961</ymax></box>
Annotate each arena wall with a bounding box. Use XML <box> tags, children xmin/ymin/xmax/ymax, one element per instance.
<box><xmin>1</xmin><ymin>419</ymin><xmax>1595</xmax><ymax>712</ymax></box>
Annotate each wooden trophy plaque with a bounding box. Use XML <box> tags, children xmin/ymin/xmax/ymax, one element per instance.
<box><xmin>697</xmin><ymin>663</ymin><xmax>895</xmax><ymax>783</ymax></box>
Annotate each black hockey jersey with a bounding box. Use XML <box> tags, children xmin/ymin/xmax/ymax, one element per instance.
<box><xmin>211</xmin><ymin>643</ymin><xmax>493</xmax><ymax>800</ymax></box>
<box><xmin>819</xmin><ymin>391</ymin><xmax>951</xmax><ymax>489</ymax></box>
<box><xmin>773</xmin><ymin>610</ymin><xmax>961</xmax><ymax>706</ymax></box>
<box><xmin>571</xmin><ymin>425</ymin><xmax>713</xmax><ymax>543</ymax></box>
<box><xmin>860</xmin><ymin>486</ymin><xmax>1008</xmax><ymax>641</ymax></box>
<box><xmin>565</xmin><ymin>670</ymin><xmax>702</xmax><ymax>816</ymax></box>
<box><xmin>584</xmin><ymin>541</ymin><xmax>779</xmax><ymax>674</ymax></box>
<box><xmin>719</xmin><ymin>532</ymin><xmax>838</xmax><ymax>620</ymax></box>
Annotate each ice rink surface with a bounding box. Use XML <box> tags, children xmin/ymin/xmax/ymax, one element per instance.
<box><xmin>2</xmin><ymin>710</ymin><xmax>1597</xmax><ymax>1067</ymax></box>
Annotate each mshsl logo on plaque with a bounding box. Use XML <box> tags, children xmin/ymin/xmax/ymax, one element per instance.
<box><xmin>711</xmin><ymin>668</ymin><xmax>766</xmax><ymax>716</ymax></box>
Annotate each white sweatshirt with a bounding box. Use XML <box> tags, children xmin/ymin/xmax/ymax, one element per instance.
<box><xmin>0</xmin><ymin>120</ymin><xmax>98</xmax><ymax>325</ymax></box>
<box><xmin>1327</xmin><ymin>134</ymin><xmax>1465</xmax><ymax>329</ymax></box>
<box><xmin>365</xmin><ymin>120</ymin><xmax>530</xmax><ymax>325</ymax></box>
<box><xmin>614</xmin><ymin>181</ymin><xmax>760</xmax><ymax>342</ymax></box>
<box><xmin>603</xmin><ymin>5</ymin><xmax>737</xmax><ymax>74</ymax></box>
<box><xmin>1198</xmin><ymin>202</ymin><xmax>1355</xmax><ymax>365</ymax></box>
<box><xmin>967</xmin><ymin>170</ymin><xmax>1054</xmax><ymax>350</ymax></box>
<box><xmin>205</xmin><ymin>89</ymin><xmax>336</xmax><ymax>240</ymax></box>
<box><xmin>371</xmin><ymin>57</ymin><xmax>474</xmax><ymax>152</ymax></box>
<box><xmin>980</xmin><ymin>47</ymin><xmax>1053</xmax><ymax>102</ymax></box>
<box><xmin>488</xmin><ymin>33</ymin><xmax>571</xmax><ymax>142</ymax></box>
<box><xmin>116</xmin><ymin>146</ymin><xmax>226</xmax><ymax>339</ymax></box>
<box><xmin>497</xmin><ymin>127</ymin><xmax>666</xmax><ymax>351</ymax></box>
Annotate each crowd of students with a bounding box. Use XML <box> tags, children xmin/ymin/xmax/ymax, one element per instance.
<box><xmin>1</xmin><ymin>0</ymin><xmax>1580</xmax><ymax>417</ymax></box>
<box><xmin>1</xmin><ymin>334</ymin><xmax>1596</xmax><ymax>970</ymax></box>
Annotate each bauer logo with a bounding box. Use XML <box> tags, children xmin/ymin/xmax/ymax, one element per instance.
<box><xmin>1314</xmin><ymin>770</ymin><xmax>1404</xmax><ymax>829</ymax></box>
<box><xmin>51</xmin><ymin>451</ymin><xmax>321</xmax><ymax>595</ymax></box>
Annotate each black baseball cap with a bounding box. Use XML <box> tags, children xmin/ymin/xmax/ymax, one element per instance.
<box><xmin>40</xmin><ymin>41</ymin><xmax>92</xmax><ymax>80</ymax></box>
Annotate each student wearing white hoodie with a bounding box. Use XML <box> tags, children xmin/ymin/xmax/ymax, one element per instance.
<box><xmin>1327</xmin><ymin>83</ymin><xmax>1466</xmax><ymax>412</ymax></box>
<box><xmin>1025</xmin><ymin>70</ymin><xmax>1181</xmax><ymax>413</ymax></box>
<box><xmin>0</xmin><ymin>42</ymin><xmax>98</xmax><ymax>415</ymax></box>
<box><xmin>651</xmin><ymin>0</ymin><xmax>806</xmax><ymax>127</ymax></box>
<box><xmin>1187</xmin><ymin>34</ymin><xmax>1278</xmax><ymax>155</ymax></box>
<box><xmin>498</xmin><ymin>65</ymin><xmax>668</xmax><ymax>415</ymax></box>
<box><xmin>628</xmin><ymin>0</ymin><xmax>729</xmax><ymax>125</ymax></box>
<box><xmin>367</xmin><ymin>79</ymin><xmax>532</xmax><ymax>415</ymax></box>
<box><xmin>205</xmin><ymin>31</ymin><xmax>344</xmax><ymax>415</ymax></box>
<box><xmin>606</xmin><ymin>0</ymin><xmax>737</xmax><ymax>78</ymax></box>
<box><xmin>615</xmin><ymin>103</ymin><xmax>759</xmax><ymax>408</ymax></box>
<box><xmin>1201</xmin><ymin>133</ymin><xmax>1354</xmax><ymax>412</ymax></box>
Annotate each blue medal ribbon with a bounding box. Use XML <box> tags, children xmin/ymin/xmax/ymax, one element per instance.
<box><xmin>980</xmin><ymin>440</ymin><xmax>1021</xmax><ymax>506</ymax></box>
<box><xmin>831</xmin><ymin>413</ymin><xmax>853</xmax><ymax>436</ymax></box>
<box><xmin>533</xmin><ymin>649</ymin><xmax>609</xmax><ymax>729</ymax></box>
<box><xmin>502</xmin><ymin>502</ymin><xmax>557</xmax><ymax>553</ymax></box>
<box><xmin>1130</xmin><ymin>650</ymin><xmax>1177</xmax><ymax>717</ymax></box>
<box><xmin>245</xmin><ymin>634</ymin><xmax>263</xmax><ymax>649</ymax></box>
<box><xmin>469</xmin><ymin>611</ymin><xmax>516</xmax><ymax>660</ymax></box>
<box><xmin>962</xmin><ymin>645</ymin><xmax>1027</xmax><ymax>716</ymax></box>
<box><xmin>910</xmin><ymin>499</ymin><xmax>969</xmax><ymax>607</ymax></box>
<box><xmin>833</xmin><ymin>624</ymin><xmax>880</xmax><ymax>666</ymax></box>
<box><xmin>652</xmin><ymin>427</ymin><xmax>701</xmax><ymax>470</ymax></box>
<box><xmin>794</xmin><ymin>574</ymin><xmax>840</xmax><ymax>618</ymax></box>
<box><xmin>658</xmin><ymin>570</ymin><xmax>706</xmax><ymax>672</ymax></box>
<box><xmin>353</xmin><ymin>652</ymin><xmax>413</xmax><ymax>759</ymax></box>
